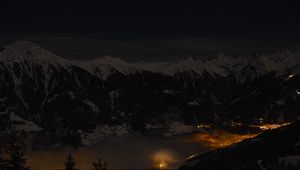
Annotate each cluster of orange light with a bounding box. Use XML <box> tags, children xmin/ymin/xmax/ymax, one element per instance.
<box><xmin>196</xmin><ymin>124</ymin><xmax>212</xmax><ymax>128</ymax></box>
<box><xmin>228</xmin><ymin>121</ymin><xmax>243</xmax><ymax>127</ymax></box>
<box><xmin>187</xmin><ymin>130</ymin><xmax>258</xmax><ymax>149</ymax></box>
<box><xmin>189</xmin><ymin>122</ymin><xmax>292</xmax><ymax>149</ymax></box>
<box><xmin>250</xmin><ymin>123</ymin><xmax>290</xmax><ymax>130</ymax></box>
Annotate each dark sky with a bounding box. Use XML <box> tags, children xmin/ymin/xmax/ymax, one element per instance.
<box><xmin>1</xmin><ymin>1</ymin><xmax>299</xmax><ymax>39</ymax></box>
<box><xmin>1</xmin><ymin>1</ymin><xmax>300</xmax><ymax>60</ymax></box>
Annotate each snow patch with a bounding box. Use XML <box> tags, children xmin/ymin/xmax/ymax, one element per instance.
<box><xmin>279</xmin><ymin>155</ymin><xmax>300</xmax><ymax>167</ymax></box>
<box><xmin>165</xmin><ymin>121</ymin><xmax>196</xmax><ymax>136</ymax></box>
<box><xmin>188</xmin><ymin>101</ymin><xmax>200</xmax><ymax>106</ymax></box>
<box><xmin>78</xmin><ymin>124</ymin><xmax>129</xmax><ymax>146</ymax></box>
<box><xmin>9</xmin><ymin>112</ymin><xmax>42</xmax><ymax>133</ymax></box>
<box><xmin>83</xmin><ymin>99</ymin><xmax>99</xmax><ymax>113</ymax></box>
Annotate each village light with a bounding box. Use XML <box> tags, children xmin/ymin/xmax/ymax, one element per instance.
<box><xmin>159</xmin><ymin>161</ymin><xmax>167</xmax><ymax>169</ymax></box>
<box><xmin>152</xmin><ymin>150</ymin><xmax>174</xmax><ymax>170</ymax></box>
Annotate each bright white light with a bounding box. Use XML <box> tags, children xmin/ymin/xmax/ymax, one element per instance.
<box><xmin>296</xmin><ymin>90</ymin><xmax>300</xmax><ymax>95</ymax></box>
<box><xmin>187</xmin><ymin>154</ymin><xmax>196</xmax><ymax>159</ymax></box>
<box><xmin>288</xmin><ymin>74</ymin><xmax>295</xmax><ymax>78</ymax></box>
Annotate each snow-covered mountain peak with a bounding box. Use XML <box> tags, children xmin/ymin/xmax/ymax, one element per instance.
<box><xmin>73</xmin><ymin>55</ymin><xmax>144</xmax><ymax>79</ymax></box>
<box><xmin>5</xmin><ymin>40</ymin><xmax>38</xmax><ymax>50</ymax></box>
<box><xmin>103</xmin><ymin>55</ymin><xmax>129</xmax><ymax>65</ymax></box>
<box><xmin>158</xmin><ymin>56</ymin><xmax>228</xmax><ymax>77</ymax></box>
<box><xmin>1</xmin><ymin>40</ymin><xmax>300</xmax><ymax>80</ymax></box>
<box><xmin>260</xmin><ymin>49</ymin><xmax>300</xmax><ymax>74</ymax></box>
<box><xmin>0</xmin><ymin>40</ymin><xmax>67</xmax><ymax>64</ymax></box>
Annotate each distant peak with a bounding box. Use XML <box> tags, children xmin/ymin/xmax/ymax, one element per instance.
<box><xmin>6</xmin><ymin>40</ymin><xmax>38</xmax><ymax>47</ymax></box>
<box><xmin>104</xmin><ymin>55</ymin><xmax>128</xmax><ymax>64</ymax></box>
<box><xmin>0</xmin><ymin>40</ymin><xmax>66</xmax><ymax>63</ymax></box>
<box><xmin>4</xmin><ymin>40</ymin><xmax>43</xmax><ymax>52</ymax></box>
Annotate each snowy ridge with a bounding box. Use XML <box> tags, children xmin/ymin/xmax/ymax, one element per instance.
<box><xmin>9</xmin><ymin>112</ymin><xmax>42</xmax><ymax>133</ymax></box>
<box><xmin>1</xmin><ymin>41</ymin><xmax>300</xmax><ymax>80</ymax></box>
<box><xmin>136</xmin><ymin>55</ymin><xmax>230</xmax><ymax>77</ymax></box>
<box><xmin>112</xmin><ymin>51</ymin><xmax>300</xmax><ymax>78</ymax></box>
<box><xmin>260</xmin><ymin>49</ymin><xmax>300</xmax><ymax>74</ymax></box>
<box><xmin>0</xmin><ymin>41</ymin><xmax>68</xmax><ymax>65</ymax></box>
<box><xmin>73</xmin><ymin>56</ymin><xmax>144</xmax><ymax>79</ymax></box>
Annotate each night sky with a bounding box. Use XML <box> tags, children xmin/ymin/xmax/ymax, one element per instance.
<box><xmin>1</xmin><ymin>1</ymin><xmax>300</xmax><ymax>60</ymax></box>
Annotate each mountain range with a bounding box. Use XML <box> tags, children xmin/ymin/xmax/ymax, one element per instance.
<box><xmin>0</xmin><ymin>40</ymin><xmax>300</xmax><ymax>144</ymax></box>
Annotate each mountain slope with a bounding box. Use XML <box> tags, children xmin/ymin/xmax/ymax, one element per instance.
<box><xmin>178</xmin><ymin>121</ymin><xmax>300</xmax><ymax>170</ymax></box>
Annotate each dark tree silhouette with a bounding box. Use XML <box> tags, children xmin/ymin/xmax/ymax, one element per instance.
<box><xmin>0</xmin><ymin>156</ymin><xmax>7</xmax><ymax>170</ymax></box>
<box><xmin>64</xmin><ymin>153</ymin><xmax>77</xmax><ymax>170</ymax></box>
<box><xmin>6</xmin><ymin>129</ymin><xmax>29</xmax><ymax>170</ymax></box>
<box><xmin>277</xmin><ymin>160</ymin><xmax>286</xmax><ymax>170</ymax></box>
<box><xmin>92</xmin><ymin>156</ymin><xmax>107</xmax><ymax>170</ymax></box>
<box><xmin>297</xmin><ymin>160</ymin><xmax>300</xmax><ymax>169</ymax></box>
<box><xmin>286</xmin><ymin>162</ymin><xmax>294</xmax><ymax>170</ymax></box>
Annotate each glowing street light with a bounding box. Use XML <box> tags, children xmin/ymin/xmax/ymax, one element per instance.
<box><xmin>158</xmin><ymin>161</ymin><xmax>167</xmax><ymax>169</ymax></box>
<box><xmin>152</xmin><ymin>150</ymin><xmax>174</xmax><ymax>170</ymax></box>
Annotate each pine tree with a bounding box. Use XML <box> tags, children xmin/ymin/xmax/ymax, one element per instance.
<box><xmin>64</xmin><ymin>153</ymin><xmax>77</xmax><ymax>170</ymax></box>
<box><xmin>277</xmin><ymin>160</ymin><xmax>286</xmax><ymax>170</ymax></box>
<box><xmin>286</xmin><ymin>162</ymin><xmax>294</xmax><ymax>170</ymax></box>
<box><xmin>92</xmin><ymin>156</ymin><xmax>107</xmax><ymax>170</ymax></box>
<box><xmin>0</xmin><ymin>156</ymin><xmax>7</xmax><ymax>170</ymax></box>
<box><xmin>6</xmin><ymin>129</ymin><xmax>29</xmax><ymax>170</ymax></box>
